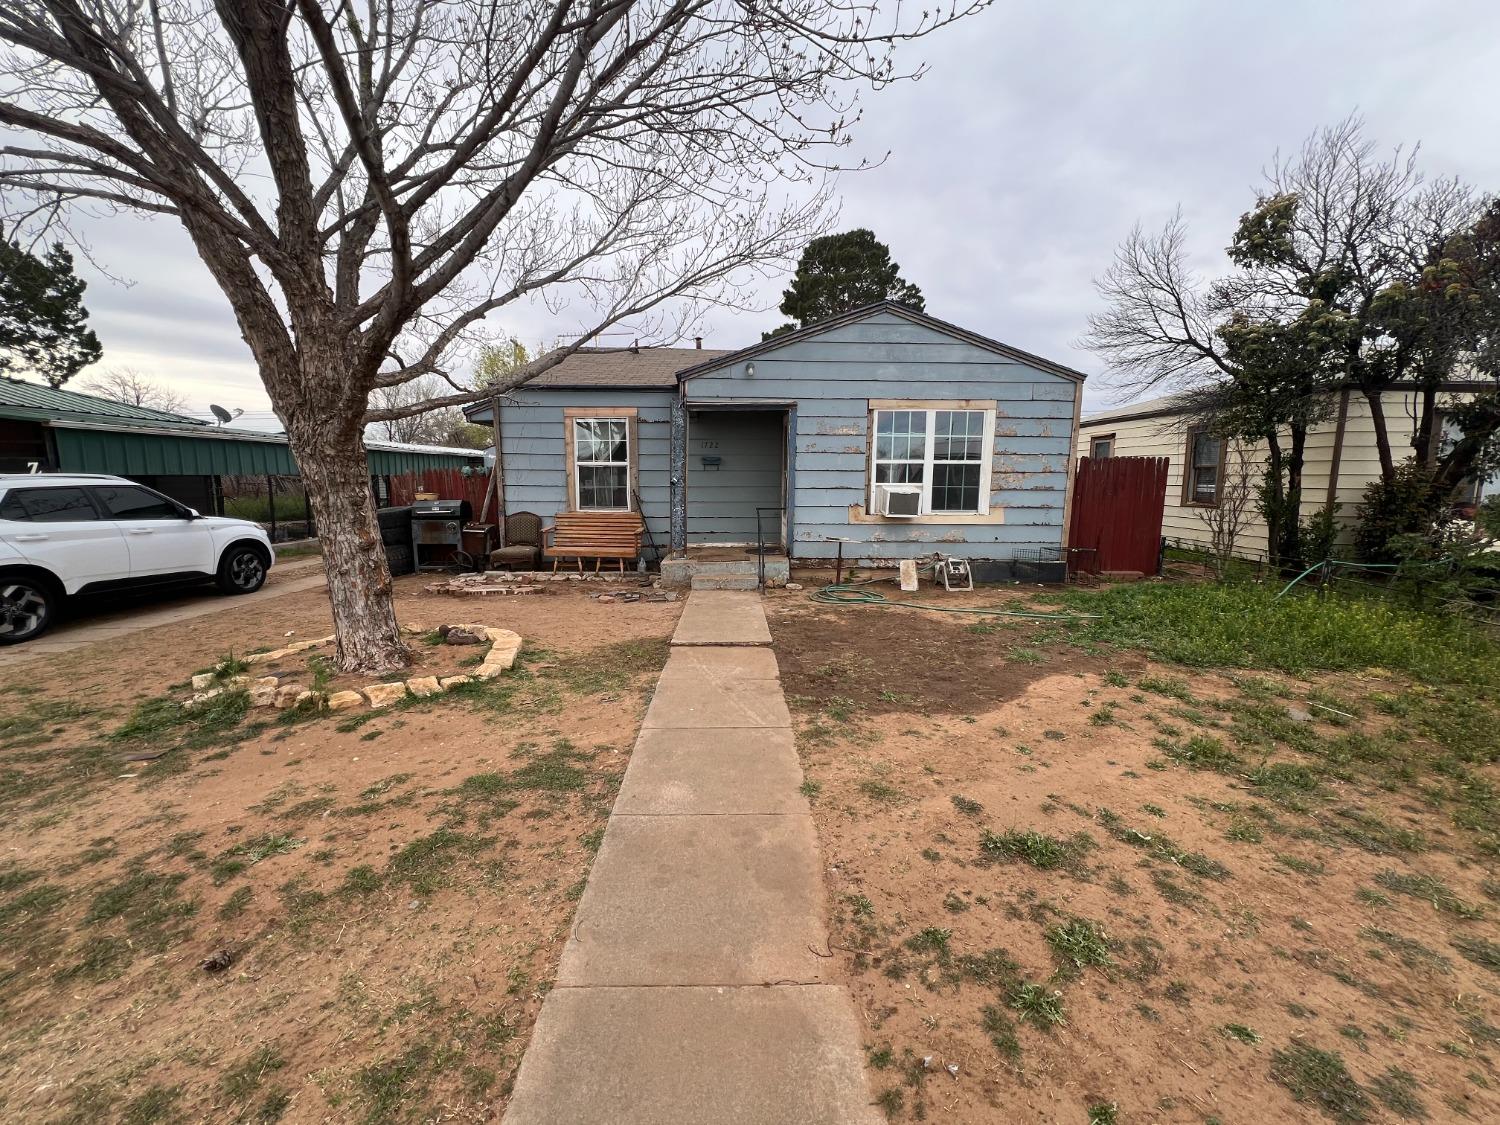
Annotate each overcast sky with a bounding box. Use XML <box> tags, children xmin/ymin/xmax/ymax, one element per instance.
<box><xmin>67</xmin><ymin>0</ymin><xmax>1500</xmax><ymax>428</ymax></box>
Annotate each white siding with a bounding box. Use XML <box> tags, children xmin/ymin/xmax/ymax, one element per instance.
<box><xmin>1077</xmin><ymin>389</ymin><xmax>1483</xmax><ymax>560</ymax></box>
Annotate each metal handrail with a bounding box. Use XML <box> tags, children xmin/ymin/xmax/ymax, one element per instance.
<box><xmin>755</xmin><ymin>506</ymin><xmax>785</xmax><ymax>590</ymax></box>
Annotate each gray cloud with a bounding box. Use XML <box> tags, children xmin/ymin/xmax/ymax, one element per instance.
<box><xmin>68</xmin><ymin>1</ymin><xmax>1500</xmax><ymax>418</ymax></box>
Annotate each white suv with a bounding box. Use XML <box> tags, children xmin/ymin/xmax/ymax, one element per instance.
<box><xmin>0</xmin><ymin>474</ymin><xmax>276</xmax><ymax>644</ymax></box>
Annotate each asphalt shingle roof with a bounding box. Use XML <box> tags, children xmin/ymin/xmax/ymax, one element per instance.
<box><xmin>522</xmin><ymin>346</ymin><xmax>730</xmax><ymax>389</ymax></box>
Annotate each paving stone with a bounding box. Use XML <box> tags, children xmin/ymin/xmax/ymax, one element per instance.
<box><xmin>558</xmin><ymin>813</ymin><xmax>827</xmax><ymax>987</ymax></box>
<box><xmin>642</xmin><ymin>661</ymin><xmax>790</xmax><ymax>730</ymax></box>
<box><xmin>615</xmin><ymin>728</ymin><xmax>804</xmax><ymax>816</ymax></box>
<box><xmin>670</xmin><ymin>589</ymin><xmax>771</xmax><ymax>646</ymax></box>
<box><xmin>660</xmin><ymin>645</ymin><xmax>780</xmax><ymax>681</ymax></box>
<box><xmin>503</xmin><ymin>985</ymin><xmax>880</xmax><ymax>1125</ymax></box>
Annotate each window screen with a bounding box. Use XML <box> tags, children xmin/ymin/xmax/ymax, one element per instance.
<box><xmin>573</xmin><ymin>418</ymin><xmax>630</xmax><ymax>510</ymax></box>
<box><xmin>1189</xmin><ymin>433</ymin><xmax>1221</xmax><ymax>503</ymax></box>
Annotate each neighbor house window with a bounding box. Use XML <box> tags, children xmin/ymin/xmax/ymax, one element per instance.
<box><xmin>572</xmin><ymin>417</ymin><xmax>630</xmax><ymax>510</ymax></box>
<box><xmin>1089</xmin><ymin>435</ymin><xmax>1114</xmax><ymax>459</ymax></box>
<box><xmin>871</xmin><ymin>407</ymin><xmax>993</xmax><ymax>515</ymax></box>
<box><xmin>1185</xmin><ymin>431</ymin><xmax>1222</xmax><ymax>505</ymax></box>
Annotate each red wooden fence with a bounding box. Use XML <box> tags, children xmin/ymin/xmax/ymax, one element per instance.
<box><xmin>387</xmin><ymin>468</ymin><xmax>491</xmax><ymax>517</ymax></box>
<box><xmin>1067</xmin><ymin>456</ymin><xmax>1170</xmax><ymax>576</ymax></box>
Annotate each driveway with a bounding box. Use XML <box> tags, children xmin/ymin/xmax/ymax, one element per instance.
<box><xmin>0</xmin><ymin>556</ymin><xmax>327</xmax><ymax>668</ymax></box>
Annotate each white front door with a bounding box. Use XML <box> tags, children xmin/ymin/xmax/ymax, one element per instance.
<box><xmin>91</xmin><ymin>483</ymin><xmax>217</xmax><ymax>577</ymax></box>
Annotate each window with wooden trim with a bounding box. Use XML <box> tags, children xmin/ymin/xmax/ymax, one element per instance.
<box><xmin>1185</xmin><ymin>430</ymin><xmax>1222</xmax><ymax>505</ymax></box>
<box><xmin>572</xmin><ymin>417</ymin><xmax>631</xmax><ymax>510</ymax></box>
<box><xmin>1089</xmin><ymin>435</ymin><xmax>1114</xmax><ymax>459</ymax></box>
<box><xmin>871</xmin><ymin>407</ymin><xmax>993</xmax><ymax>515</ymax></box>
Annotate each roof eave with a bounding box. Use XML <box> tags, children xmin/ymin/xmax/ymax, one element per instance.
<box><xmin>672</xmin><ymin>300</ymin><xmax>1091</xmax><ymax>384</ymax></box>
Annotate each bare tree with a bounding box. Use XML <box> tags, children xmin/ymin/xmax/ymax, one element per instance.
<box><xmin>1084</xmin><ymin>212</ymin><xmax>1332</xmax><ymax>568</ymax></box>
<box><xmin>79</xmin><ymin>366</ymin><xmax>188</xmax><ymax>413</ymax></box>
<box><xmin>368</xmin><ymin>374</ymin><xmax>458</xmax><ymax>444</ymax></box>
<box><xmin>0</xmin><ymin>0</ymin><xmax>986</xmax><ymax>672</ymax></box>
<box><xmin>1230</xmin><ymin>118</ymin><xmax>1480</xmax><ymax>481</ymax></box>
<box><xmin>1195</xmin><ymin>440</ymin><xmax>1254</xmax><ymax>578</ymax></box>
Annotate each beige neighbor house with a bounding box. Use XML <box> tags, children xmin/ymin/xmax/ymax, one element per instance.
<box><xmin>1076</xmin><ymin>383</ymin><xmax>1498</xmax><ymax>561</ymax></box>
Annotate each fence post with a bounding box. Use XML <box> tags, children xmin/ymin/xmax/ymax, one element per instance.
<box><xmin>266</xmin><ymin>474</ymin><xmax>277</xmax><ymax>541</ymax></box>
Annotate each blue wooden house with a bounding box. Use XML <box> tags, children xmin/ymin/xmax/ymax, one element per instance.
<box><xmin>466</xmin><ymin>302</ymin><xmax>1084</xmax><ymax>582</ymax></box>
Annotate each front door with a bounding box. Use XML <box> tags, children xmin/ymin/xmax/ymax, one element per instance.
<box><xmin>686</xmin><ymin>410</ymin><xmax>786</xmax><ymax>546</ymax></box>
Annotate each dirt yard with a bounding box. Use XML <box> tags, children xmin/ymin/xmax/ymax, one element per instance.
<box><xmin>768</xmin><ymin>582</ymin><xmax>1500</xmax><ymax>1125</ymax></box>
<box><xmin>0</xmin><ymin>575</ymin><xmax>679</xmax><ymax>1123</ymax></box>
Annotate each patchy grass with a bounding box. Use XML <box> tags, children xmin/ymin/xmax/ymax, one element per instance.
<box><xmin>1044</xmin><ymin>917</ymin><xmax>1112</xmax><ymax>971</ymax></box>
<box><xmin>980</xmin><ymin>829</ymin><xmax>1093</xmax><ymax>872</ymax></box>
<box><xmin>1269</xmin><ymin>1042</ymin><xmax>1371</xmax><ymax>1124</ymax></box>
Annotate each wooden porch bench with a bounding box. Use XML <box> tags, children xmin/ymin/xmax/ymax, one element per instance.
<box><xmin>542</xmin><ymin>512</ymin><xmax>644</xmax><ymax>573</ymax></box>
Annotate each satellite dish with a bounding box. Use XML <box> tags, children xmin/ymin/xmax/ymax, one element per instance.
<box><xmin>209</xmin><ymin>404</ymin><xmax>242</xmax><ymax>425</ymax></box>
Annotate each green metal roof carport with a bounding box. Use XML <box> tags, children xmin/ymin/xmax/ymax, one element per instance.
<box><xmin>47</xmin><ymin>422</ymin><xmax>479</xmax><ymax>477</ymax></box>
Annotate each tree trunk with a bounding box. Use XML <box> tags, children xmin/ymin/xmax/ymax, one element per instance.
<box><xmin>1282</xmin><ymin>423</ymin><xmax>1309</xmax><ymax>567</ymax></box>
<box><xmin>287</xmin><ymin>415</ymin><xmax>410</xmax><ymax>675</ymax></box>
<box><xmin>1413</xmin><ymin>386</ymin><xmax>1440</xmax><ymax>466</ymax></box>
<box><xmin>1363</xmin><ymin>388</ymin><xmax>1396</xmax><ymax>482</ymax></box>
<box><xmin>1262</xmin><ymin>435</ymin><xmax>1286</xmax><ymax>571</ymax></box>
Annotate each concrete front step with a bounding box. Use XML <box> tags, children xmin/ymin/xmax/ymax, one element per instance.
<box><xmin>689</xmin><ymin>574</ymin><xmax>759</xmax><ymax>591</ymax></box>
<box><xmin>663</xmin><ymin>554</ymin><xmax>789</xmax><ymax>588</ymax></box>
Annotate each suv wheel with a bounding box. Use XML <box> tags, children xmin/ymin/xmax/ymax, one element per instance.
<box><xmin>0</xmin><ymin>577</ymin><xmax>55</xmax><ymax>644</ymax></box>
<box><xmin>218</xmin><ymin>545</ymin><xmax>268</xmax><ymax>595</ymax></box>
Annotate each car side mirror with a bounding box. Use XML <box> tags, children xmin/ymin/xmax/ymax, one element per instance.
<box><xmin>182</xmin><ymin>506</ymin><xmax>201</xmax><ymax>519</ymax></box>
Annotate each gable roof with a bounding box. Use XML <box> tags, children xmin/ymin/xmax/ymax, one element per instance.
<box><xmin>0</xmin><ymin>375</ymin><xmax>212</xmax><ymax>429</ymax></box>
<box><xmin>517</xmin><ymin>346</ymin><xmax>731</xmax><ymax>390</ymax></box>
<box><xmin>673</xmin><ymin>301</ymin><xmax>1090</xmax><ymax>384</ymax></box>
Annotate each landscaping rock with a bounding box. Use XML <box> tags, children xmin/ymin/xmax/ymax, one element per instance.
<box><xmin>443</xmin><ymin>626</ymin><xmax>487</xmax><ymax>645</ymax></box>
<box><xmin>362</xmin><ymin>681</ymin><xmax>407</xmax><ymax>708</ymax></box>
<box><xmin>272</xmin><ymin>684</ymin><xmax>304</xmax><ymax>709</ymax></box>
<box><xmin>186</xmin><ymin>687</ymin><xmax>223</xmax><ymax>708</ymax></box>
<box><xmin>401</xmin><ymin>622</ymin><xmax>427</xmax><ymax>635</ymax></box>
<box><xmin>293</xmin><ymin>690</ymin><xmax>323</xmax><ymax>710</ymax></box>
<box><xmin>784</xmin><ymin>582</ymin><xmax>803</xmax><ymax>591</ymax></box>
<box><xmin>440</xmin><ymin>675</ymin><xmax>474</xmax><ymax>689</ymax></box>
<box><xmin>191</xmin><ymin>672</ymin><xmax>216</xmax><ymax>691</ymax></box>
<box><xmin>327</xmin><ymin>690</ymin><xmax>364</xmax><ymax>711</ymax></box>
<box><xmin>249</xmin><ymin>677</ymin><xmax>279</xmax><ymax>707</ymax></box>
<box><xmin>406</xmin><ymin>676</ymin><xmax>442</xmax><ymax>697</ymax></box>
<box><xmin>483</xmin><ymin>629</ymin><xmax>523</xmax><ymax>669</ymax></box>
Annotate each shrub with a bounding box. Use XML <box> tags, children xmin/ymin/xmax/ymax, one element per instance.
<box><xmin>1354</xmin><ymin>459</ymin><xmax>1444</xmax><ymax>562</ymax></box>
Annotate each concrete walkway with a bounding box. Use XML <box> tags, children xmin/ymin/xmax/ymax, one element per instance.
<box><xmin>503</xmin><ymin>590</ymin><xmax>878</xmax><ymax>1125</ymax></box>
<box><xmin>0</xmin><ymin>558</ymin><xmax>327</xmax><ymax>668</ymax></box>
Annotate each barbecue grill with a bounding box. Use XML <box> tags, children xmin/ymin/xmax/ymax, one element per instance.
<box><xmin>411</xmin><ymin>498</ymin><xmax>472</xmax><ymax>571</ymax></box>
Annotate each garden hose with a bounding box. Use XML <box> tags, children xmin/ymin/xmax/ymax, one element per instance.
<box><xmin>809</xmin><ymin>582</ymin><xmax>1101</xmax><ymax>622</ymax></box>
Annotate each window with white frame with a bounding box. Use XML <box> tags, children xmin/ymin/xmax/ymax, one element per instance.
<box><xmin>572</xmin><ymin>417</ymin><xmax>630</xmax><ymax>510</ymax></box>
<box><xmin>871</xmin><ymin>407</ymin><xmax>993</xmax><ymax>515</ymax></box>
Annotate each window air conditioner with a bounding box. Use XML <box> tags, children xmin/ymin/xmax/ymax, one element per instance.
<box><xmin>874</xmin><ymin>483</ymin><xmax>922</xmax><ymax>518</ymax></box>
